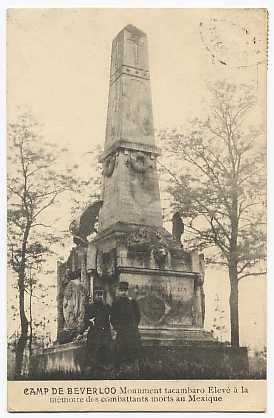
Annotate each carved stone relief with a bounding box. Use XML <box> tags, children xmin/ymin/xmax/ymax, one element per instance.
<box><xmin>96</xmin><ymin>249</ymin><xmax>116</xmax><ymax>278</ymax></box>
<box><xmin>152</xmin><ymin>246</ymin><xmax>168</xmax><ymax>266</ymax></box>
<box><xmin>62</xmin><ymin>279</ymin><xmax>87</xmax><ymax>330</ymax></box>
<box><xmin>129</xmin><ymin>150</ymin><xmax>153</xmax><ymax>173</ymax></box>
<box><xmin>103</xmin><ymin>154</ymin><xmax>116</xmax><ymax>177</ymax></box>
<box><xmin>127</xmin><ymin>226</ymin><xmax>164</xmax><ymax>251</ymax></box>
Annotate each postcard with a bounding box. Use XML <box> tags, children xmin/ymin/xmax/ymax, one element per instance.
<box><xmin>7</xmin><ymin>8</ymin><xmax>267</xmax><ymax>412</ymax></box>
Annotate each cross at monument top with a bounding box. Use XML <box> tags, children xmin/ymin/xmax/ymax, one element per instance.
<box><xmin>110</xmin><ymin>24</ymin><xmax>149</xmax><ymax>78</ymax></box>
<box><xmin>102</xmin><ymin>24</ymin><xmax>159</xmax><ymax>160</ymax></box>
<box><xmin>122</xmin><ymin>25</ymin><xmax>147</xmax><ymax>67</ymax></box>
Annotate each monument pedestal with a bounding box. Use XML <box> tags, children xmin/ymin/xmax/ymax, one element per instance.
<box><xmin>88</xmin><ymin>222</ymin><xmax>208</xmax><ymax>339</ymax></box>
<box><xmin>140</xmin><ymin>327</ymin><xmax>215</xmax><ymax>346</ymax></box>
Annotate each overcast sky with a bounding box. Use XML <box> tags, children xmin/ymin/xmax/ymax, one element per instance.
<box><xmin>7</xmin><ymin>9</ymin><xmax>266</xmax><ymax>153</ymax></box>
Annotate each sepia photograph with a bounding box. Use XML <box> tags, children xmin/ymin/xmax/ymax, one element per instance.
<box><xmin>6</xmin><ymin>7</ymin><xmax>267</xmax><ymax>412</ymax></box>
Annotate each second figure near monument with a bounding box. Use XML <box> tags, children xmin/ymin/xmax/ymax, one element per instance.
<box><xmin>82</xmin><ymin>281</ymin><xmax>143</xmax><ymax>373</ymax></box>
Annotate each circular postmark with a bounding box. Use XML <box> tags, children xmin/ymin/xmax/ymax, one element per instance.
<box><xmin>199</xmin><ymin>18</ymin><xmax>265</xmax><ymax>68</ymax></box>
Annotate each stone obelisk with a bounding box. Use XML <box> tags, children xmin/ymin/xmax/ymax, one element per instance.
<box><xmin>99</xmin><ymin>24</ymin><xmax>162</xmax><ymax>231</ymax></box>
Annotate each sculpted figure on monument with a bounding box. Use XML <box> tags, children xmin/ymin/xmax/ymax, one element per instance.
<box><xmin>152</xmin><ymin>246</ymin><xmax>168</xmax><ymax>266</ymax></box>
<box><xmin>96</xmin><ymin>249</ymin><xmax>116</xmax><ymax>278</ymax></box>
<box><xmin>127</xmin><ymin>226</ymin><xmax>150</xmax><ymax>249</ymax></box>
<box><xmin>172</xmin><ymin>211</ymin><xmax>185</xmax><ymax>243</ymax></box>
<box><xmin>69</xmin><ymin>201</ymin><xmax>103</xmax><ymax>245</ymax></box>
<box><xmin>130</xmin><ymin>151</ymin><xmax>153</xmax><ymax>173</ymax></box>
<box><xmin>62</xmin><ymin>279</ymin><xmax>88</xmax><ymax>330</ymax></box>
<box><xmin>103</xmin><ymin>154</ymin><xmax>116</xmax><ymax>177</ymax></box>
<box><xmin>96</xmin><ymin>250</ymin><xmax>104</xmax><ymax>277</ymax></box>
<box><xmin>127</xmin><ymin>227</ymin><xmax>164</xmax><ymax>252</ymax></box>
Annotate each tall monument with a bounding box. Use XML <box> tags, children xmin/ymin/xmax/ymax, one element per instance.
<box><xmin>36</xmin><ymin>25</ymin><xmax>248</xmax><ymax>377</ymax></box>
<box><xmin>91</xmin><ymin>24</ymin><xmax>209</xmax><ymax>343</ymax></box>
<box><xmin>54</xmin><ymin>24</ymin><xmax>209</xmax><ymax>345</ymax></box>
<box><xmin>55</xmin><ymin>24</ymin><xmax>210</xmax><ymax>344</ymax></box>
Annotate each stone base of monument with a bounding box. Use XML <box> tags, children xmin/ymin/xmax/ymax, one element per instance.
<box><xmin>140</xmin><ymin>326</ymin><xmax>216</xmax><ymax>345</ymax></box>
<box><xmin>29</xmin><ymin>342</ymin><xmax>86</xmax><ymax>379</ymax></box>
<box><xmin>29</xmin><ymin>336</ymin><xmax>248</xmax><ymax>380</ymax></box>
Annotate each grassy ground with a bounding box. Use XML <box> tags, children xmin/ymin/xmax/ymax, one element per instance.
<box><xmin>16</xmin><ymin>356</ymin><xmax>265</xmax><ymax>380</ymax></box>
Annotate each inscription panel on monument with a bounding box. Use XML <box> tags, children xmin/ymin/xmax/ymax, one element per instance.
<box><xmin>121</xmin><ymin>76</ymin><xmax>154</xmax><ymax>140</ymax></box>
<box><xmin>120</xmin><ymin>273</ymin><xmax>194</xmax><ymax>327</ymax></box>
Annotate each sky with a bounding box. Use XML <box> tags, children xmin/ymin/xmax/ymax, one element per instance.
<box><xmin>7</xmin><ymin>8</ymin><xmax>267</xmax><ymax>348</ymax></box>
<box><xmin>7</xmin><ymin>8</ymin><xmax>266</xmax><ymax>153</ymax></box>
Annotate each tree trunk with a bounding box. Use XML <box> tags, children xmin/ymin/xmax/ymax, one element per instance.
<box><xmin>29</xmin><ymin>284</ymin><xmax>33</xmax><ymax>358</ymax></box>
<box><xmin>15</xmin><ymin>271</ymin><xmax>29</xmax><ymax>377</ymax></box>
<box><xmin>15</xmin><ymin>223</ymin><xmax>31</xmax><ymax>377</ymax></box>
<box><xmin>229</xmin><ymin>268</ymin><xmax>240</xmax><ymax>348</ymax></box>
<box><xmin>229</xmin><ymin>191</ymin><xmax>240</xmax><ymax>348</ymax></box>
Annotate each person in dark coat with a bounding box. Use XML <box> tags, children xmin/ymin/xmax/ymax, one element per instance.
<box><xmin>83</xmin><ymin>287</ymin><xmax>112</xmax><ymax>368</ymax></box>
<box><xmin>110</xmin><ymin>281</ymin><xmax>142</xmax><ymax>368</ymax></box>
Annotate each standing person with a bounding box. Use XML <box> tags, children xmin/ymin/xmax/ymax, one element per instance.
<box><xmin>110</xmin><ymin>281</ymin><xmax>142</xmax><ymax>373</ymax></box>
<box><xmin>83</xmin><ymin>287</ymin><xmax>112</xmax><ymax>369</ymax></box>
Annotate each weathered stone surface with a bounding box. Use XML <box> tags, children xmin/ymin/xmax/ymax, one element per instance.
<box><xmin>99</xmin><ymin>150</ymin><xmax>162</xmax><ymax>231</ymax></box>
<box><xmin>99</xmin><ymin>24</ymin><xmax>162</xmax><ymax>232</ymax></box>
<box><xmin>104</xmin><ymin>25</ymin><xmax>155</xmax><ymax>155</ymax></box>
<box><xmin>56</xmin><ymin>247</ymin><xmax>89</xmax><ymax>343</ymax></box>
<box><xmin>94</xmin><ymin>223</ymin><xmax>192</xmax><ymax>272</ymax></box>
<box><xmin>62</xmin><ymin>279</ymin><xmax>87</xmax><ymax>330</ymax></box>
<box><xmin>120</xmin><ymin>271</ymin><xmax>195</xmax><ymax>327</ymax></box>
<box><xmin>30</xmin><ymin>342</ymin><xmax>86</xmax><ymax>377</ymax></box>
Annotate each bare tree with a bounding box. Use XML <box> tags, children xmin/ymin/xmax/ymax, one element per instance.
<box><xmin>159</xmin><ymin>81</ymin><xmax>266</xmax><ymax>347</ymax></box>
<box><xmin>7</xmin><ymin>112</ymin><xmax>78</xmax><ymax>376</ymax></box>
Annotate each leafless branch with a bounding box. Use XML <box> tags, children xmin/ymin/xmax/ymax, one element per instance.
<box><xmin>238</xmin><ymin>271</ymin><xmax>266</xmax><ymax>281</ymax></box>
